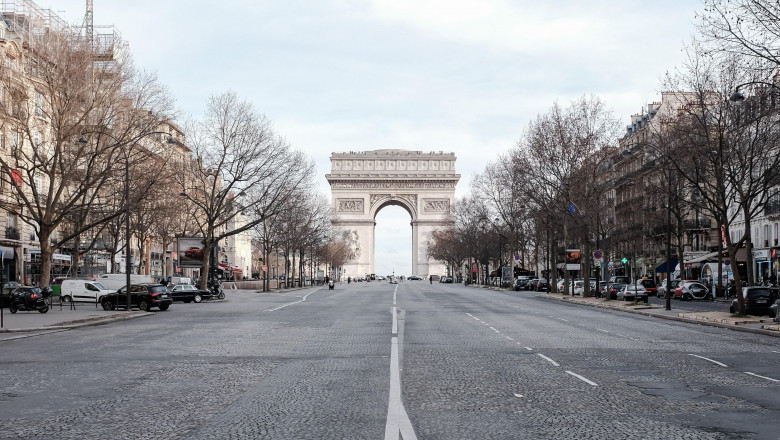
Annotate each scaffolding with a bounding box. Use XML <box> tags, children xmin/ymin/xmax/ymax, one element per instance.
<box><xmin>0</xmin><ymin>0</ymin><xmax>124</xmax><ymax>63</ymax></box>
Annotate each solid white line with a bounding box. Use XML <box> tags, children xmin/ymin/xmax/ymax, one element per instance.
<box><xmin>566</xmin><ymin>371</ymin><xmax>598</xmax><ymax>386</ymax></box>
<box><xmin>688</xmin><ymin>354</ymin><xmax>728</xmax><ymax>367</ymax></box>
<box><xmin>264</xmin><ymin>288</ymin><xmax>321</xmax><ymax>312</ymax></box>
<box><xmin>744</xmin><ymin>372</ymin><xmax>780</xmax><ymax>382</ymax></box>
<box><xmin>393</xmin><ymin>286</ymin><xmax>397</xmax><ymax>305</ymax></box>
<box><xmin>384</xmin><ymin>337</ymin><xmax>418</xmax><ymax>440</ymax></box>
<box><xmin>392</xmin><ymin>307</ymin><xmax>397</xmax><ymax>335</ymax></box>
<box><xmin>537</xmin><ymin>353</ymin><xmax>559</xmax><ymax>367</ymax></box>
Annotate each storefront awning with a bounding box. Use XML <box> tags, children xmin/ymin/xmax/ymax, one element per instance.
<box><xmin>655</xmin><ymin>258</ymin><xmax>678</xmax><ymax>273</ymax></box>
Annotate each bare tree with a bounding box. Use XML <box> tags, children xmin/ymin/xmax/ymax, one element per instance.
<box><xmin>0</xmin><ymin>24</ymin><xmax>174</xmax><ymax>286</ymax></box>
<box><xmin>698</xmin><ymin>0</ymin><xmax>780</xmax><ymax>75</ymax></box>
<box><xmin>180</xmin><ymin>92</ymin><xmax>314</xmax><ymax>289</ymax></box>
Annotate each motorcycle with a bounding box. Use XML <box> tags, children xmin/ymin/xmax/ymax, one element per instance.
<box><xmin>209</xmin><ymin>279</ymin><xmax>225</xmax><ymax>300</ymax></box>
<box><xmin>9</xmin><ymin>286</ymin><xmax>50</xmax><ymax>314</ymax></box>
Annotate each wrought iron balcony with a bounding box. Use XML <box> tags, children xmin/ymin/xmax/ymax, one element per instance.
<box><xmin>5</xmin><ymin>226</ymin><xmax>19</xmax><ymax>240</ymax></box>
<box><xmin>683</xmin><ymin>218</ymin><xmax>712</xmax><ymax>230</ymax></box>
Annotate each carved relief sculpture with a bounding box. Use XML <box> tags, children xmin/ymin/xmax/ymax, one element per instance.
<box><xmin>338</xmin><ymin>199</ymin><xmax>364</xmax><ymax>213</ymax></box>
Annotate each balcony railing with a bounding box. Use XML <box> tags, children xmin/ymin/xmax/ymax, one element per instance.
<box><xmin>5</xmin><ymin>226</ymin><xmax>19</xmax><ymax>240</ymax></box>
<box><xmin>683</xmin><ymin>218</ymin><xmax>712</xmax><ymax>230</ymax></box>
<box><xmin>765</xmin><ymin>199</ymin><xmax>780</xmax><ymax>216</ymax></box>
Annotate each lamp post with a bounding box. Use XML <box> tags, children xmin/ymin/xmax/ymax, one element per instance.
<box><xmin>79</xmin><ymin>132</ymin><xmax>176</xmax><ymax>310</ymax></box>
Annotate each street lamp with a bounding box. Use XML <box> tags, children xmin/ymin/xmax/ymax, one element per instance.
<box><xmin>79</xmin><ymin>132</ymin><xmax>176</xmax><ymax>311</ymax></box>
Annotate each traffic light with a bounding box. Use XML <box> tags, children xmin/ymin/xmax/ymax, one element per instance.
<box><xmin>621</xmin><ymin>257</ymin><xmax>628</xmax><ymax>264</ymax></box>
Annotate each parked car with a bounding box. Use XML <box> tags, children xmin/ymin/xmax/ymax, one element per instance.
<box><xmin>528</xmin><ymin>279</ymin><xmax>540</xmax><ymax>291</ymax></box>
<box><xmin>536</xmin><ymin>278</ymin><xmax>549</xmax><ymax>291</ymax></box>
<box><xmin>101</xmin><ymin>283</ymin><xmax>172</xmax><ymax>311</ymax></box>
<box><xmin>408</xmin><ymin>276</ymin><xmax>422</xmax><ymax>280</ymax></box>
<box><xmin>606</xmin><ymin>283</ymin><xmax>627</xmax><ymax>300</ymax></box>
<box><xmin>444</xmin><ymin>276</ymin><xmax>454</xmax><ymax>283</ymax></box>
<box><xmin>1</xmin><ymin>281</ymin><xmax>20</xmax><ymax>308</ymax></box>
<box><xmin>572</xmin><ymin>280</ymin><xmax>585</xmax><ymax>296</ymax></box>
<box><xmin>609</xmin><ymin>276</ymin><xmax>630</xmax><ymax>284</ymax></box>
<box><xmin>617</xmin><ymin>284</ymin><xmax>648</xmax><ymax>302</ymax></box>
<box><xmin>673</xmin><ymin>280</ymin><xmax>699</xmax><ymax>299</ymax></box>
<box><xmin>637</xmin><ymin>279</ymin><xmax>657</xmax><ymax>296</ymax></box>
<box><xmin>730</xmin><ymin>286</ymin><xmax>779</xmax><ymax>316</ymax></box>
<box><xmin>514</xmin><ymin>278</ymin><xmax>530</xmax><ymax>291</ymax></box>
<box><xmin>169</xmin><ymin>284</ymin><xmax>211</xmax><ymax>303</ymax></box>
<box><xmin>657</xmin><ymin>279</ymin><xmax>682</xmax><ymax>298</ymax></box>
<box><xmin>679</xmin><ymin>281</ymin><xmax>713</xmax><ymax>301</ymax></box>
<box><xmin>60</xmin><ymin>280</ymin><xmax>115</xmax><ymax>303</ymax></box>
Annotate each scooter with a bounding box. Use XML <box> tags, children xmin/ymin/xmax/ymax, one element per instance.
<box><xmin>208</xmin><ymin>278</ymin><xmax>225</xmax><ymax>300</ymax></box>
<box><xmin>9</xmin><ymin>286</ymin><xmax>50</xmax><ymax>314</ymax></box>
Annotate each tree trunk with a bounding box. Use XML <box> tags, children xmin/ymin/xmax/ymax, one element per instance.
<box><xmin>39</xmin><ymin>227</ymin><xmax>53</xmax><ymax>287</ymax></box>
<box><xmin>743</xmin><ymin>206</ymin><xmax>755</xmax><ymax>286</ymax></box>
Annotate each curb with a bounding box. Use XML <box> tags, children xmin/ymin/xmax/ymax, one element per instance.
<box><xmin>537</xmin><ymin>294</ymin><xmax>780</xmax><ymax>338</ymax></box>
<box><xmin>0</xmin><ymin>311</ymin><xmax>152</xmax><ymax>334</ymax></box>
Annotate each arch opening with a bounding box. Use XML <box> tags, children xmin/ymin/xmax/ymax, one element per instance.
<box><xmin>374</xmin><ymin>204</ymin><xmax>412</xmax><ymax>277</ymax></box>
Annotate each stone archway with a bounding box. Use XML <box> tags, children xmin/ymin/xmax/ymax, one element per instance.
<box><xmin>326</xmin><ymin>149</ymin><xmax>459</xmax><ymax>279</ymax></box>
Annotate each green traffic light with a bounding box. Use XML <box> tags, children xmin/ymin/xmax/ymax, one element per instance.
<box><xmin>621</xmin><ymin>257</ymin><xmax>628</xmax><ymax>264</ymax></box>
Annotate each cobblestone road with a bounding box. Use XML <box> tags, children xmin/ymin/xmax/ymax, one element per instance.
<box><xmin>0</xmin><ymin>283</ymin><xmax>777</xmax><ymax>439</ymax></box>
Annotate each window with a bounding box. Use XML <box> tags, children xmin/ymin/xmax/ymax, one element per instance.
<box><xmin>34</xmin><ymin>91</ymin><xmax>43</xmax><ymax>118</ymax></box>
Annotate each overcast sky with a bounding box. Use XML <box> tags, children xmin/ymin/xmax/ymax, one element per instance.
<box><xmin>50</xmin><ymin>0</ymin><xmax>702</xmax><ymax>277</ymax></box>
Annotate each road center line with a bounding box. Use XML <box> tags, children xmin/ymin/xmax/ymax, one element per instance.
<box><xmin>744</xmin><ymin>372</ymin><xmax>780</xmax><ymax>382</ymax></box>
<box><xmin>384</xmin><ymin>337</ymin><xmax>418</xmax><ymax>440</ymax></box>
<box><xmin>523</xmin><ymin>346</ymin><xmax>533</xmax><ymax>351</ymax></box>
<box><xmin>537</xmin><ymin>353</ymin><xmax>559</xmax><ymax>367</ymax></box>
<box><xmin>688</xmin><ymin>354</ymin><xmax>728</xmax><ymax>367</ymax></box>
<box><xmin>392</xmin><ymin>307</ymin><xmax>397</xmax><ymax>335</ymax></box>
<box><xmin>597</xmin><ymin>329</ymin><xmax>610</xmax><ymax>333</ymax></box>
<box><xmin>566</xmin><ymin>370</ymin><xmax>598</xmax><ymax>386</ymax></box>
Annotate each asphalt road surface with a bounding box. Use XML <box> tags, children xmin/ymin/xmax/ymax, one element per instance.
<box><xmin>0</xmin><ymin>282</ymin><xmax>778</xmax><ymax>439</ymax></box>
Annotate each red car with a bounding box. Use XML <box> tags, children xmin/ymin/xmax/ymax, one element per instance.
<box><xmin>673</xmin><ymin>280</ymin><xmax>699</xmax><ymax>299</ymax></box>
<box><xmin>638</xmin><ymin>279</ymin><xmax>657</xmax><ymax>296</ymax></box>
<box><xmin>184</xmin><ymin>247</ymin><xmax>204</xmax><ymax>259</ymax></box>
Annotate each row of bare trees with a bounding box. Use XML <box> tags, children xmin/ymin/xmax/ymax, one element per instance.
<box><xmin>428</xmin><ymin>1</ymin><xmax>780</xmax><ymax>314</ymax></box>
<box><xmin>0</xmin><ymin>17</ymin><xmax>335</xmax><ymax>289</ymax></box>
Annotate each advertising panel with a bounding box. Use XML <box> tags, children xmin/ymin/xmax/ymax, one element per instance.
<box><xmin>565</xmin><ymin>249</ymin><xmax>582</xmax><ymax>271</ymax></box>
<box><xmin>177</xmin><ymin>237</ymin><xmax>206</xmax><ymax>268</ymax></box>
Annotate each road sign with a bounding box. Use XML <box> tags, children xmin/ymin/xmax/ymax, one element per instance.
<box><xmin>262</xmin><ymin>265</ymin><xmax>268</xmax><ymax>271</ymax></box>
<box><xmin>514</xmin><ymin>254</ymin><xmax>520</xmax><ymax>261</ymax></box>
<box><xmin>724</xmin><ymin>260</ymin><xmax>730</xmax><ymax>266</ymax></box>
<box><xmin>593</xmin><ymin>250</ymin><xmax>603</xmax><ymax>260</ymax></box>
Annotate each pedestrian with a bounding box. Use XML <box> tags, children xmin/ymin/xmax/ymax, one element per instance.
<box><xmin>430</xmin><ymin>276</ymin><xmax>432</xmax><ymax>284</ymax></box>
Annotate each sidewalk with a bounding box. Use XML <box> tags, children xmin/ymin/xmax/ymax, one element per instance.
<box><xmin>537</xmin><ymin>293</ymin><xmax>780</xmax><ymax>338</ymax></box>
<box><xmin>0</xmin><ymin>302</ymin><xmax>151</xmax><ymax>335</ymax></box>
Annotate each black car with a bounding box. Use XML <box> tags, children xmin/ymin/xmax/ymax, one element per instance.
<box><xmin>101</xmin><ymin>283</ymin><xmax>172</xmax><ymax>311</ymax></box>
<box><xmin>168</xmin><ymin>284</ymin><xmax>211</xmax><ymax>303</ymax></box>
<box><xmin>606</xmin><ymin>283</ymin><xmax>627</xmax><ymax>300</ymax></box>
<box><xmin>514</xmin><ymin>279</ymin><xmax>530</xmax><ymax>291</ymax></box>
<box><xmin>730</xmin><ymin>287</ymin><xmax>779</xmax><ymax>316</ymax></box>
<box><xmin>536</xmin><ymin>278</ymin><xmax>549</xmax><ymax>291</ymax></box>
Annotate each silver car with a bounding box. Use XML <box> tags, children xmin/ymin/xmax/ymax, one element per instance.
<box><xmin>617</xmin><ymin>284</ymin><xmax>648</xmax><ymax>302</ymax></box>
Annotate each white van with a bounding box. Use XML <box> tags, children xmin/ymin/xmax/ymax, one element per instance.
<box><xmin>60</xmin><ymin>280</ymin><xmax>115</xmax><ymax>303</ymax></box>
<box><xmin>96</xmin><ymin>274</ymin><xmax>154</xmax><ymax>290</ymax></box>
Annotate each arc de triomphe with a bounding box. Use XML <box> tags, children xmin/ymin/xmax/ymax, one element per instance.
<box><xmin>326</xmin><ymin>149</ymin><xmax>459</xmax><ymax>279</ymax></box>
